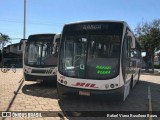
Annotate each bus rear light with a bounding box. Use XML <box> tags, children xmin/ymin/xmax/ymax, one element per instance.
<box><xmin>110</xmin><ymin>84</ymin><xmax>115</xmax><ymax>88</ymax></box>
<box><xmin>115</xmin><ymin>84</ymin><xmax>118</xmax><ymax>87</ymax></box>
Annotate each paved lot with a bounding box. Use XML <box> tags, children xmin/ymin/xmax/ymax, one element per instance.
<box><xmin>0</xmin><ymin>69</ymin><xmax>23</xmax><ymax>112</ymax></box>
<box><xmin>0</xmin><ymin>69</ymin><xmax>160</xmax><ymax>120</ymax></box>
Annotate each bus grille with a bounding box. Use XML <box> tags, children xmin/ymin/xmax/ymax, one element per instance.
<box><xmin>31</xmin><ymin>69</ymin><xmax>52</xmax><ymax>74</ymax></box>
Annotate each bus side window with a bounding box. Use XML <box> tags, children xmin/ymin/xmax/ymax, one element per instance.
<box><xmin>123</xmin><ymin>36</ymin><xmax>131</xmax><ymax>58</ymax></box>
<box><xmin>126</xmin><ymin>36</ymin><xmax>132</xmax><ymax>58</ymax></box>
<box><xmin>122</xmin><ymin>35</ymin><xmax>132</xmax><ymax>80</ymax></box>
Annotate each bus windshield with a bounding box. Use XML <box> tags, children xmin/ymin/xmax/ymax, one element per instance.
<box><xmin>25</xmin><ymin>41</ymin><xmax>58</xmax><ymax>66</ymax></box>
<box><xmin>59</xmin><ymin>22</ymin><xmax>123</xmax><ymax>79</ymax></box>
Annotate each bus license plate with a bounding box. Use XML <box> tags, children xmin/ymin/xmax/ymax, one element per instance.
<box><xmin>79</xmin><ymin>91</ymin><xmax>90</xmax><ymax>96</ymax></box>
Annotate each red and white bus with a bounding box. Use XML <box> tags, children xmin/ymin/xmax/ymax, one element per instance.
<box><xmin>57</xmin><ymin>21</ymin><xmax>141</xmax><ymax>101</ymax></box>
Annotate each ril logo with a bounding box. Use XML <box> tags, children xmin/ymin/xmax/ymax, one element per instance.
<box><xmin>72</xmin><ymin>82</ymin><xmax>98</xmax><ymax>88</ymax></box>
<box><xmin>60</xmin><ymin>76</ymin><xmax>65</xmax><ymax>80</ymax></box>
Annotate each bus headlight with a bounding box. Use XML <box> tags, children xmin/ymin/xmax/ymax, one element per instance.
<box><xmin>64</xmin><ymin>81</ymin><xmax>67</xmax><ymax>85</ymax></box>
<box><xmin>25</xmin><ymin>67</ymin><xmax>31</xmax><ymax>73</ymax></box>
<box><xmin>110</xmin><ymin>84</ymin><xmax>115</xmax><ymax>88</ymax></box>
<box><xmin>105</xmin><ymin>84</ymin><xmax>109</xmax><ymax>89</ymax></box>
<box><xmin>27</xmin><ymin>67</ymin><xmax>31</xmax><ymax>71</ymax></box>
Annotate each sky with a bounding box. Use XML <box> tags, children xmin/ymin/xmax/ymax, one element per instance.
<box><xmin>0</xmin><ymin>0</ymin><xmax>160</xmax><ymax>44</ymax></box>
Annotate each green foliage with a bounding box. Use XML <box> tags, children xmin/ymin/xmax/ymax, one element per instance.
<box><xmin>0</xmin><ymin>33</ymin><xmax>10</xmax><ymax>42</ymax></box>
<box><xmin>135</xmin><ymin>19</ymin><xmax>160</xmax><ymax>52</ymax></box>
<box><xmin>0</xmin><ymin>33</ymin><xmax>10</xmax><ymax>49</ymax></box>
<box><xmin>135</xmin><ymin>19</ymin><xmax>160</xmax><ymax>71</ymax></box>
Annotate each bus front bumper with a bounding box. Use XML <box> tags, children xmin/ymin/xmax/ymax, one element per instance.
<box><xmin>57</xmin><ymin>82</ymin><xmax>124</xmax><ymax>99</ymax></box>
<box><xmin>24</xmin><ymin>73</ymin><xmax>57</xmax><ymax>81</ymax></box>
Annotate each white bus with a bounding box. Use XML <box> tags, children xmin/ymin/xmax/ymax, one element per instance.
<box><xmin>24</xmin><ymin>34</ymin><xmax>60</xmax><ymax>82</ymax></box>
<box><xmin>57</xmin><ymin>21</ymin><xmax>141</xmax><ymax>101</ymax></box>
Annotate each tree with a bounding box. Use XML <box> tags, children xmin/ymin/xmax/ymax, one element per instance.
<box><xmin>0</xmin><ymin>33</ymin><xmax>11</xmax><ymax>50</ymax></box>
<box><xmin>0</xmin><ymin>33</ymin><xmax>10</xmax><ymax>63</ymax></box>
<box><xmin>135</xmin><ymin>19</ymin><xmax>160</xmax><ymax>72</ymax></box>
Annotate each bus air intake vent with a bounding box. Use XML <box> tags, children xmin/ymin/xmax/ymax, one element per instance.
<box><xmin>31</xmin><ymin>69</ymin><xmax>47</xmax><ymax>74</ymax></box>
<box><xmin>45</xmin><ymin>70</ymin><xmax>52</xmax><ymax>74</ymax></box>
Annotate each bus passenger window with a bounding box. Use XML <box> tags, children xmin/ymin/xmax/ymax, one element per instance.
<box><xmin>126</xmin><ymin>36</ymin><xmax>132</xmax><ymax>58</ymax></box>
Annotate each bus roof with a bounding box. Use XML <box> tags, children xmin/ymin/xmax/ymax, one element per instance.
<box><xmin>62</xmin><ymin>20</ymin><xmax>137</xmax><ymax>45</ymax></box>
<box><xmin>63</xmin><ymin>20</ymin><xmax>127</xmax><ymax>26</ymax></box>
<box><xmin>62</xmin><ymin>20</ymin><xmax>133</xmax><ymax>34</ymax></box>
<box><xmin>27</xmin><ymin>34</ymin><xmax>56</xmax><ymax>42</ymax></box>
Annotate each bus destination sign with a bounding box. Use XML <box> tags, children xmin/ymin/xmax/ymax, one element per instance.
<box><xmin>82</xmin><ymin>25</ymin><xmax>102</xmax><ymax>30</ymax></box>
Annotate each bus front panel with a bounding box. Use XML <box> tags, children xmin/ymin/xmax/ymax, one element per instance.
<box><xmin>59</xmin><ymin>22</ymin><xmax>124</xmax><ymax>80</ymax></box>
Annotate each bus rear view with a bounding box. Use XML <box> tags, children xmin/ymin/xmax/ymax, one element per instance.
<box><xmin>24</xmin><ymin>34</ymin><xmax>60</xmax><ymax>82</ymax></box>
<box><xmin>57</xmin><ymin>21</ymin><xmax>141</xmax><ymax>101</ymax></box>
